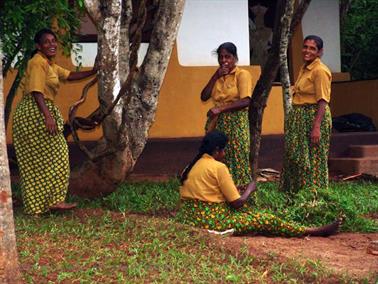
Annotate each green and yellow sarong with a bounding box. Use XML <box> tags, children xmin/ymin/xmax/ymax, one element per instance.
<box><xmin>12</xmin><ymin>95</ymin><xmax>69</xmax><ymax>215</ymax></box>
<box><xmin>176</xmin><ymin>199</ymin><xmax>305</xmax><ymax>237</ymax></box>
<box><xmin>281</xmin><ymin>104</ymin><xmax>332</xmax><ymax>194</ymax></box>
<box><xmin>206</xmin><ymin>109</ymin><xmax>251</xmax><ymax>186</ymax></box>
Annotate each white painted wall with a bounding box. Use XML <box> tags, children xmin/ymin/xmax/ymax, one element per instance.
<box><xmin>301</xmin><ymin>0</ymin><xmax>341</xmax><ymax>72</ymax></box>
<box><xmin>71</xmin><ymin>43</ymin><xmax>149</xmax><ymax>67</ymax></box>
<box><xmin>176</xmin><ymin>0</ymin><xmax>250</xmax><ymax>66</ymax></box>
<box><xmin>71</xmin><ymin>0</ymin><xmax>341</xmax><ymax>71</ymax></box>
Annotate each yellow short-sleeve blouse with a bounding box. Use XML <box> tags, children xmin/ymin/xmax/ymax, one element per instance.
<box><xmin>18</xmin><ymin>52</ymin><xmax>70</xmax><ymax>101</ymax></box>
<box><xmin>180</xmin><ymin>154</ymin><xmax>241</xmax><ymax>203</ymax></box>
<box><xmin>292</xmin><ymin>58</ymin><xmax>332</xmax><ymax>105</ymax></box>
<box><xmin>211</xmin><ymin>66</ymin><xmax>253</xmax><ymax>106</ymax></box>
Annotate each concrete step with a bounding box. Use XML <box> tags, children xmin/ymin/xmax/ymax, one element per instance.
<box><xmin>329</xmin><ymin>157</ymin><xmax>378</xmax><ymax>175</ymax></box>
<box><xmin>348</xmin><ymin>145</ymin><xmax>378</xmax><ymax>158</ymax></box>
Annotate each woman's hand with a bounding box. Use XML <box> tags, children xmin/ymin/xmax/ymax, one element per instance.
<box><xmin>217</xmin><ymin>65</ymin><xmax>230</xmax><ymax>77</ymax></box>
<box><xmin>201</xmin><ymin>66</ymin><xmax>229</xmax><ymax>102</ymax></box>
<box><xmin>229</xmin><ymin>181</ymin><xmax>257</xmax><ymax>209</ymax></box>
<box><xmin>311</xmin><ymin>124</ymin><xmax>321</xmax><ymax>144</ymax></box>
<box><xmin>32</xmin><ymin>92</ymin><xmax>58</xmax><ymax>135</ymax></box>
<box><xmin>311</xmin><ymin>100</ymin><xmax>327</xmax><ymax>145</ymax></box>
<box><xmin>44</xmin><ymin>113</ymin><xmax>58</xmax><ymax>135</ymax></box>
<box><xmin>207</xmin><ymin>107</ymin><xmax>221</xmax><ymax>118</ymax></box>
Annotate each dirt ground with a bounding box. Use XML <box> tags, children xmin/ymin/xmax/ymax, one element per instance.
<box><xmin>72</xmin><ymin>208</ymin><xmax>378</xmax><ymax>279</ymax></box>
<box><xmin>214</xmin><ymin>232</ymin><xmax>378</xmax><ymax>279</ymax></box>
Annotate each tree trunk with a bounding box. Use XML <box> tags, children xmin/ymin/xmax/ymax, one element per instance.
<box><xmin>70</xmin><ymin>0</ymin><xmax>185</xmax><ymax>197</ymax></box>
<box><xmin>279</xmin><ymin>0</ymin><xmax>295</xmax><ymax>131</ymax></box>
<box><xmin>0</xmin><ymin>44</ymin><xmax>22</xmax><ymax>284</ymax></box>
<box><xmin>249</xmin><ymin>0</ymin><xmax>311</xmax><ymax>178</ymax></box>
<box><xmin>4</xmin><ymin>70</ymin><xmax>22</xmax><ymax>130</ymax></box>
<box><xmin>339</xmin><ymin>0</ymin><xmax>352</xmax><ymax>27</ymax></box>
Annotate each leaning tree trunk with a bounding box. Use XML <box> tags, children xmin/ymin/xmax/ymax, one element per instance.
<box><xmin>0</xmin><ymin>44</ymin><xmax>22</xmax><ymax>284</ymax></box>
<box><xmin>69</xmin><ymin>0</ymin><xmax>185</xmax><ymax>197</ymax></box>
<box><xmin>280</xmin><ymin>0</ymin><xmax>295</xmax><ymax>130</ymax></box>
<box><xmin>249</xmin><ymin>0</ymin><xmax>311</xmax><ymax>178</ymax></box>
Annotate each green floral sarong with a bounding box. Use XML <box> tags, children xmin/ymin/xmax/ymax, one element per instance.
<box><xmin>281</xmin><ymin>104</ymin><xmax>332</xmax><ymax>194</ymax></box>
<box><xmin>206</xmin><ymin>109</ymin><xmax>252</xmax><ymax>186</ymax></box>
<box><xmin>176</xmin><ymin>199</ymin><xmax>305</xmax><ymax>237</ymax></box>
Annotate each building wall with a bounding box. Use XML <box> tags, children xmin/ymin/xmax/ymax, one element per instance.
<box><xmin>301</xmin><ymin>0</ymin><xmax>341</xmax><ymax>72</ymax></box>
<box><xmin>148</xmin><ymin>45</ymin><xmax>286</xmax><ymax>138</ymax></box>
<box><xmin>331</xmin><ymin>79</ymin><xmax>378</xmax><ymax>128</ymax></box>
<box><xmin>5</xmin><ymin>0</ymin><xmax>375</xmax><ymax>144</ymax></box>
<box><xmin>177</xmin><ymin>0</ymin><xmax>250</xmax><ymax>66</ymax></box>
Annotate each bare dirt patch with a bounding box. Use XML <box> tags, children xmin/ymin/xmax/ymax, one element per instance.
<box><xmin>70</xmin><ymin>208</ymin><xmax>377</xmax><ymax>279</ymax></box>
<box><xmin>214</xmin><ymin>232</ymin><xmax>378</xmax><ymax>279</ymax></box>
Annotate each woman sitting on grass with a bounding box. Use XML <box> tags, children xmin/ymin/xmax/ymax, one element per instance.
<box><xmin>176</xmin><ymin>130</ymin><xmax>341</xmax><ymax>237</ymax></box>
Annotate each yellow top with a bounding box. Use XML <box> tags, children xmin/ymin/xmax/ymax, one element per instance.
<box><xmin>17</xmin><ymin>52</ymin><xmax>70</xmax><ymax>101</ymax></box>
<box><xmin>211</xmin><ymin>66</ymin><xmax>253</xmax><ymax>106</ymax></box>
<box><xmin>180</xmin><ymin>153</ymin><xmax>241</xmax><ymax>203</ymax></box>
<box><xmin>292</xmin><ymin>58</ymin><xmax>332</xmax><ymax>105</ymax></box>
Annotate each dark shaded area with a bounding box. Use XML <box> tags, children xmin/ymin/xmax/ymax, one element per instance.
<box><xmin>7</xmin><ymin>132</ymin><xmax>378</xmax><ymax>180</ymax></box>
<box><xmin>333</xmin><ymin>113</ymin><xmax>376</xmax><ymax>132</ymax></box>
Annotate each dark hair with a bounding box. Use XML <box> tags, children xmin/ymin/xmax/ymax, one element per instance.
<box><xmin>34</xmin><ymin>28</ymin><xmax>57</xmax><ymax>44</ymax></box>
<box><xmin>304</xmin><ymin>35</ymin><xmax>323</xmax><ymax>50</ymax></box>
<box><xmin>214</xmin><ymin>42</ymin><xmax>238</xmax><ymax>61</ymax></box>
<box><xmin>31</xmin><ymin>28</ymin><xmax>57</xmax><ymax>58</ymax></box>
<box><xmin>180</xmin><ymin>130</ymin><xmax>228</xmax><ymax>184</ymax></box>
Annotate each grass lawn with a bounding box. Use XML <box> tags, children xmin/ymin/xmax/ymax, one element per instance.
<box><xmin>14</xmin><ymin>180</ymin><xmax>378</xmax><ymax>283</ymax></box>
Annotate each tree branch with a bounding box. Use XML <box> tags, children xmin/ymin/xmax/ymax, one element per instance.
<box><xmin>84</xmin><ymin>0</ymin><xmax>101</xmax><ymax>23</ymax></box>
<box><xmin>249</xmin><ymin>0</ymin><xmax>312</xmax><ymax>177</ymax></box>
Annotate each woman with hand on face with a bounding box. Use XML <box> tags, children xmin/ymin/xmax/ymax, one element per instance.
<box><xmin>200</xmin><ymin>42</ymin><xmax>253</xmax><ymax>189</ymax></box>
<box><xmin>281</xmin><ymin>35</ymin><xmax>332</xmax><ymax>194</ymax></box>
<box><xmin>176</xmin><ymin>130</ymin><xmax>341</xmax><ymax>237</ymax></box>
<box><xmin>12</xmin><ymin>28</ymin><xmax>97</xmax><ymax>215</ymax></box>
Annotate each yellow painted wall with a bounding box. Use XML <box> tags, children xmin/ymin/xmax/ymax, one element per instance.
<box><xmin>6</xmin><ymin>44</ymin><xmax>374</xmax><ymax>144</ymax></box>
<box><xmin>4</xmin><ymin>45</ymin><xmax>286</xmax><ymax>143</ymax></box>
<box><xmin>149</xmin><ymin>46</ymin><xmax>286</xmax><ymax>138</ymax></box>
<box><xmin>331</xmin><ymin>79</ymin><xmax>378</xmax><ymax>127</ymax></box>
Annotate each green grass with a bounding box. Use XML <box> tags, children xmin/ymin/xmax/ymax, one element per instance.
<box><xmin>87</xmin><ymin>179</ymin><xmax>378</xmax><ymax>232</ymax></box>
<box><xmin>13</xmin><ymin>179</ymin><xmax>377</xmax><ymax>282</ymax></box>
<box><xmin>15</xmin><ymin>209</ymin><xmax>365</xmax><ymax>283</ymax></box>
<box><xmin>252</xmin><ymin>181</ymin><xmax>378</xmax><ymax>232</ymax></box>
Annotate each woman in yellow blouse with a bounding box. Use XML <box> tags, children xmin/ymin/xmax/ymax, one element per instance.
<box><xmin>12</xmin><ymin>28</ymin><xmax>97</xmax><ymax>215</ymax></box>
<box><xmin>281</xmin><ymin>35</ymin><xmax>332</xmax><ymax>194</ymax></box>
<box><xmin>177</xmin><ymin>130</ymin><xmax>340</xmax><ymax>236</ymax></box>
<box><xmin>201</xmin><ymin>42</ymin><xmax>253</xmax><ymax>188</ymax></box>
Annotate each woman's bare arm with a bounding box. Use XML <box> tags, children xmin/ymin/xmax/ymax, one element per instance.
<box><xmin>32</xmin><ymin>92</ymin><xmax>57</xmax><ymax>135</ymax></box>
<box><xmin>229</xmin><ymin>181</ymin><xmax>257</xmax><ymax>209</ymax></box>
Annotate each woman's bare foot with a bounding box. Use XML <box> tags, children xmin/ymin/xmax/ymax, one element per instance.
<box><xmin>304</xmin><ymin>218</ymin><xmax>343</xmax><ymax>237</ymax></box>
<box><xmin>50</xmin><ymin>202</ymin><xmax>77</xmax><ymax>211</ymax></box>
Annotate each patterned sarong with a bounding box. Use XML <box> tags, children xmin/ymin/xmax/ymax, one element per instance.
<box><xmin>176</xmin><ymin>199</ymin><xmax>305</xmax><ymax>237</ymax></box>
<box><xmin>281</xmin><ymin>104</ymin><xmax>332</xmax><ymax>194</ymax></box>
<box><xmin>206</xmin><ymin>109</ymin><xmax>252</xmax><ymax>186</ymax></box>
<box><xmin>12</xmin><ymin>95</ymin><xmax>69</xmax><ymax>215</ymax></box>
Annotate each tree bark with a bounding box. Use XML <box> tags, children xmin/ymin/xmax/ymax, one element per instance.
<box><xmin>70</xmin><ymin>0</ymin><xmax>185</xmax><ymax>197</ymax></box>
<box><xmin>4</xmin><ymin>70</ymin><xmax>22</xmax><ymax>130</ymax></box>
<box><xmin>279</xmin><ymin>0</ymin><xmax>295</xmax><ymax>131</ymax></box>
<box><xmin>249</xmin><ymin>0</ymin><xmax>311</xmax><ymax>178</ymax></box>
<box><xmin>339</xmin><ymin>0</ymin><xmax>352</xmax><ymax>27</ymax></box>
<box><xmin>0</xmin><ymin>44</ymin><xmax>22</xmax><ymax>284</ymax></box>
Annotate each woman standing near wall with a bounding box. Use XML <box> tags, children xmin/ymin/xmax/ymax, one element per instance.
<box><xmin>200</xmin><ymin>42</ymin><xmax>253</xmax><ymax>188</ymax></box>
<box><xmin>12</xmin><ymin>28</ymin><xmax>97</xmax><ymax>215</ymax></box>
<box><xmin>281</xmin><ymin>35</ymin><xmax>332</xmax><ymax>194</ymax></box>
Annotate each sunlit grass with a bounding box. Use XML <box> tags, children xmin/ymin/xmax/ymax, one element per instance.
<box><xmin>14</xmin><ymin>179</ymin><xmax>377</xmax><ymax>282</ymax></box>
<box><xmin>15</xmin><ymin>209</ymin><xmax>365</xmax><ymax>283</ymax></box>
